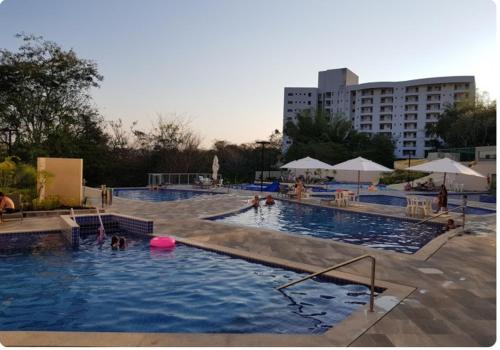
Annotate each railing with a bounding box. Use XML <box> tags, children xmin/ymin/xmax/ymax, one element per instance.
<box><xmin>415</xmin><ymin>204</ymin><xmax>466</xmax><ymax>225</ymax></box>
<box><xmin>277</xmin><ymin>254</ymin><xmax>376</xmax><ymax>312</ymax></box>
<box><xmin>148</xmin><ymin>173</ymin><xmax>220</xmax><ymax>186</ymax></box>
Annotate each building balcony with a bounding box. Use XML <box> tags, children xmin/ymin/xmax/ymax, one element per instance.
<box><xmin>426</xmin><ymin>113</ymin><xmax>439</xmax><ymax>120</ymax></box>
<box><xmin>404</xmin><ymin>105</ymin><xmax>418</xmax><ymax>112</ymax></box>
<box><xmin>361</xmin><ymin>98</ymin><xmax>373</xmax><ymax>105</ymax></box>
<box><xmin>426</xmin><ymin>94</ymin><xmax>441</xmax><ymax>101</ymax></box>
<box><xmin>427</xmin><ymin>85</ymin><xmax>442</xmax><ymax>92</ymax></box>
<box><xmin>361</xmin><ymin>90</ymin><xmax>374</xmax><ymax>96</ymax></box>
<box><xmin>405</xmin><ymin>86</ymin><xmax>419</xmax><ymax>94</ymax></box>
<box><xmin>426</xmin><ymin>103</ymin><xmax>440</xmax><ymax>111</ymax></box>
<box><xmin>380</xmin><ymin>106</ymin><xmax>393</xmax><ymax>113</ymax></box>
<box><xmin>360</xmin><ymin>107</ymin><xmax>373</xmax><ymax>113</ymax></box>
<box><xmin>380</xmin><ymin>97</ymin><xmax>394</xmax><ymax>104</ymax></box>
<box><xmin>404</xmin><ymin>113</ymin><xmax>418</xmax><ymax>121</ymax></box>
<box><xmin>380</xmin><ymin>115</ymin><xmax>393</xmax><ymax>122</ymax></box>
<box><xmin>403</xmin><ymin>142</ymin><xmax>417</xmax><ymax>148</ymax></box>
<box><xmin>405</xmin><ymin>96</ymin><xmax>419</xmax><ymax>102</ymax></box>
<box><xmin>404</xmin><ymin>123</ymin><xmax>417</xmax><ymax>130</ymax></box>
<box><xmin>454</xmin><ymin>83</ymin><xmax>470</xmax><ymax>90</ymax></box>
<box><xmin>360</xmin><ymin>117</ymin><xmax>373</xmax><ymax>122</ymax></box>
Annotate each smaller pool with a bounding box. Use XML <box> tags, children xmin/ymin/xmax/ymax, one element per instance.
<box><xmin>311</xmin><ymin>184</ymin><xmax>386</xmax><ymax>192</ymax></box>
<box><xmin>417</xmin><ymin>192</ymin><xmax>496</xmax><ymax>204</ymax></box>
<box><xmin>113</xmin><ymin>188</ymin><xmax>217</xmax><ymax>202</ymax></box>
<box><xmin>210</xmin><ymin>200</ymin><xmax>444</xmax><ymax>254</ymax></box>
<box><xmin>334</xmin><ymin>195</ymin><xmax>495</xmax><ymax>215</ymax></box>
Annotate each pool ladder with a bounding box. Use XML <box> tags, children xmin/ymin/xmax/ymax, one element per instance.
<box><xmin>277</xmin><ymin>254</ymin><xmax>376</xmax><ymax>312</ymax></box>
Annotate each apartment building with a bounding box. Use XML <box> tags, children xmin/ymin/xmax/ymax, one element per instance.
<box><xmin>282</xmin><ymin>68</ymin><xmax>475</xmax><ymax>158</ymax></box>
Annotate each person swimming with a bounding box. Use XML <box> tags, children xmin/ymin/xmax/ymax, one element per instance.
<box><xmin>251</xmin><ymin>195</ymin><xmax>260</xmax><ymax>208</ymax></box>
<box><xmin>265</xmin><ymin>195</ymin><xmax>275</xmax><ymax>205</ymax></box>
<box><xmin>118</xmin><ymin>237</ymin><xmax>127</xmax><ymax>249</ymax></box>
<box><xmin>444</xmin><ymin>219</ymin><xmax>460</xmax><ymax>231</ymax></box>
<box><xmin>111</xmin><ymin>235</ymin><xmax>119</xmax><ymax>249</ymax></box>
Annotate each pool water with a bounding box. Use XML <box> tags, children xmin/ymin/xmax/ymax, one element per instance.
<box><xmin>113</xmin><ymin>188</ymin><xmax>217</xmax><ymax>202</ymax></box>
<box><xmin>354</xmin><ymin>195</ymin><xmax>495</xmax><ymax>215</ymax></box>
<box><xmin>210</xmin><ymin>200</ymin><xmax>443</xmax><ymax>254</ymax></box>
<box><xmin>0</xmin><ymin>234</ymin><xmax>372</xmax><ymax>334</ymax></box>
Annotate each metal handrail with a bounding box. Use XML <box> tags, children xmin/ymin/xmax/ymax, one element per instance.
<box><xmin>277</xmin><ymin>254</ymin><xmax>376</xmax><ymax>312</ymax></box>
<box><xmin>415</xmin><ymin>205</ymin><xmax>465</xmax><ymax>225</ymax></box>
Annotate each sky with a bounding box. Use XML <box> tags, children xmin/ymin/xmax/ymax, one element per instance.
<box><xmin>0</xmin><ymin>0</ymin><xmax>497</xmax><ymax>148</ymax></box>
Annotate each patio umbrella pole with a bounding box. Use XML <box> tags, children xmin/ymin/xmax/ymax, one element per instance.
<box><xmin>357</xmin><ymin>170</ymin><xmax>360</xmax><ymax>195</ymax></box>
<box><xmin>443</xmin><ymin>172</ymin><xmax>447</xmax><ymax>188</ymax></box>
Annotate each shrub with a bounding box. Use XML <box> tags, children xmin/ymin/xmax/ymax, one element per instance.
<box><xmin>32</xmin><ymin>196</ymin><xmax>61</xmax><ymax>211</ymax></box>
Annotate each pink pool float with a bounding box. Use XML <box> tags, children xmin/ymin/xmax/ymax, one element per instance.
<box><xmin>150</xmin><ymin>236</ymin><xmax>176</xmax><ymax>249</ymax></box>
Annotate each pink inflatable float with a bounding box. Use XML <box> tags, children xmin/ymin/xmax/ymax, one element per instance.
<box><xmin>150</xmin><ymin>236</ymin><xmax>176</xmax><ymax>249</ymax></box>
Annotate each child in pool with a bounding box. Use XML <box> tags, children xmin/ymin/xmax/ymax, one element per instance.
<box><xmin>251</xmin><ymin>195</ymin><xmax>260</xmax><ymax>208</ymax></box>
<box><xmin>118</xmin><ymin>237</ymin><xmax>127</xmax><ymax>249</ymax></box>
<box><xmin>111</xmin><ymin>235</ymin><xmax>119</xmax><ymax>249</ymax></box>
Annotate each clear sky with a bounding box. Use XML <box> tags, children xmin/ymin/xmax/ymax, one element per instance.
<box><xmin>0</xmin><ymin>0</ymin><xmax>496</xmax><ymax>147</ymax></box>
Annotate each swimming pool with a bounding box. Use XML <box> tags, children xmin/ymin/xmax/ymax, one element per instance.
<box><xmin>416</xmin><ymin>192</ymin><xmax>496</xmax><ymax>204</ymax></box>
<box><xmin>113</xmin><ymin>188</ymin><xmax>217</xmax><ymax>202</ymax></box>
<box><xmin>349</xmin><ymin>195</ymin><xmax>495</xmax><ymax>215</ymax></box>
<box><xmin>0</xmin><ymin>234</ymin><xmax>373</xmax><ymax>334</ymax></box>
<box><xmin>209</xmin><ymin>201</ymin><xmax>443</xmax><ymax>254</ymax></box>
<box><xmin>311</xmin><ymin>184</ymin><xmax>386</xmax><ymax>192</ymax></box>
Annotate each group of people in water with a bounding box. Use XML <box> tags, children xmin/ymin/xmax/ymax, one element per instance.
<box><xmin>251</xmin><ymin>194</ymin><xmax>275</xmax><ymax>208</ymax></box>
<box><xmin>110</xmin><ymin>235</ymin><xmax>127</xmax><ymax>249</ymax></box>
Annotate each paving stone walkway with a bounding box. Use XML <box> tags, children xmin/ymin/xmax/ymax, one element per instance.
<box><xmin>83</xmin><ymin>187</ymin><xmax>497</xmax><ymax>346</ymax></box>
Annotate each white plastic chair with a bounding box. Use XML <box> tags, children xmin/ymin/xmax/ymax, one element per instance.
<box><xmin>405</xmin><ymin>196</ymin><xmax>414</xmax><ymax>217</ymax></box>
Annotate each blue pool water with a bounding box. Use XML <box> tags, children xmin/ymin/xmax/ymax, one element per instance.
<box><xmin>352</xmin><ymin>195</ymin><xmax>495</xmax><ymax>215</ymax></box>
<box><xmin>416</xmin><ymin>192</ymin><xmax>496</xmax><ymax>204</ymax></box>
<box><xmin>113</xmin><ymin>188</ymin><xmax>217</xmax><ymax>202</ymax></box>
<box><xmin>0</xmin><ymin>234</ymin><xmax>372</xmax><ymax>334</ymax></box>
<box><xmin>210</xmin><ymin>201</ymin><xmax>443</xmax><ymax>254</ymax></box>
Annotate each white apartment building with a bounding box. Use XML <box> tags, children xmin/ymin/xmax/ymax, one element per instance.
<box><xmin>283</xmin><ymin>68</ymin><xmax>475</xmax><ymax>158</ymax></box>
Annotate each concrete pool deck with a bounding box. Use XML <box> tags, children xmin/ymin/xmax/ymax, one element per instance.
<box><xmin>0</xmin><ymin>186</ymin><xmax>496</xmax><ymax>346</ymax></box>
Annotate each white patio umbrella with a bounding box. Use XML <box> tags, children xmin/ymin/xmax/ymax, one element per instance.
<box><xmin>330</xmin><ymin>156</ymin><xmax>393</xmax><ymax>194</ymax></box>
<box><xmin>405</xmin><ymin>157</ymin><xmax>485</xmax><ymax>186</ymax></box>
<box><xmin>280</xmin><ymin>157</ymin><xmax>333</xmax><ymax>170</ymax></box>
<box><xmin>280</xmin><ymin>156</ymin><xmax>334</xmax><ymax>182</ymax></box>
<box><xmin>212</xmin><ymin>155</ymin><xmax>219</xmax><ymax>180</ymax></box>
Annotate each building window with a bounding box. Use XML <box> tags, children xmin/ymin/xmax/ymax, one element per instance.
<box><xmin>307</xmin><ymin>101</ymin><xmax>311</xmax><ymax>105</ymax></box>
<box><xmin>287</xmin><ymin>101</ymin><xmax>293</xmax><ymax>105</ymax></box>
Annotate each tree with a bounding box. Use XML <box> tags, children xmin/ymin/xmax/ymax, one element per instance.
<box><xmin>0</xmin><ymin>34</ymin><xmax>108</xmax><ymax>185</ymax></box>
<box><xmin>284</xmin><ymin>109</ymin><xmax>395</xmax><ymax>167</ymax></box>
<box><xmin>426</xmin><ymin>92</ymin><xmax>496</xmax><ymax>148</ymax></box>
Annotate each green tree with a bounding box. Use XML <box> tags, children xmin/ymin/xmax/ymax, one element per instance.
<box><xmin>284</xmin><ymin>109</ymin><xmax>395</xmax><ymax>167</ymax></box>
<box><xmin>426</xmin><ymin>93</ymin><xmax>496</xmax><ymax>148</ymax></box>
<box><xmin>0</xmin><ymin>34</ymin><xmax>108</xmax><ymax>185</ymax></box>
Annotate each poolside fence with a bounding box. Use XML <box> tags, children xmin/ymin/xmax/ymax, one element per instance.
<box><xmin>148</xmin><ymin>173</ymin><xmax>221</xmax><ymax>186</ymax></box>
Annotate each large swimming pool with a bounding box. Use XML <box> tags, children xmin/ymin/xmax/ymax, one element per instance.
<box><xmin>0</xmin><ymin>234</ymin><xmax>372</xmax><ymax>334</ymax></box>
<box><xmin>113</xmin><ymin>188</ymin><xmax>217</xmax><ymax>202</ymax></box>
<box><xmin>209</xmin><ymin>200</ymin><xmax>443</xmax><ymax>254</ymax></box>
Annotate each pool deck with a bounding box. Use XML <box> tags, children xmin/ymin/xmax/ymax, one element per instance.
<box><xmin>0</xmin><ymin>186</ymin><xmax>496</xmax><ymax>347</ymax></box>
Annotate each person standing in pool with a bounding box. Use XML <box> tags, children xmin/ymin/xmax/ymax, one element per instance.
<box><xmin>295</xmin><ymin>179</ymin><xmax>305</xmax><ymax>201</ymax></box>
<box><xmin>438</xmin><ymin>184</ymin><xmax>448</xmax><ymax>213</ymax></box>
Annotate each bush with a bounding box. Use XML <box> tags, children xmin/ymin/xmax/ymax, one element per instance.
<box><xmin>379</xmin><ymin>170</ymin><xmax>429</xmax><ymax>185</ymax></box>
<box><xmin>32</xmin><ymin>196</ymin><xmax>61</xmax><ymax>211</ymax></box>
